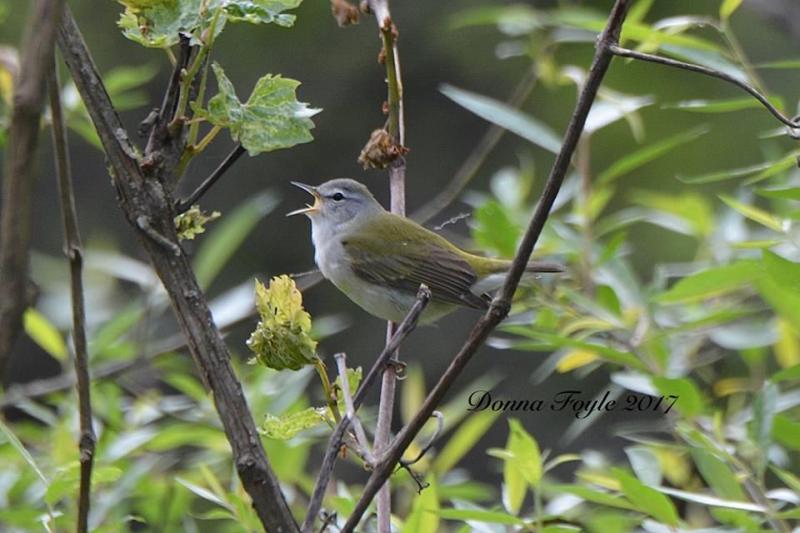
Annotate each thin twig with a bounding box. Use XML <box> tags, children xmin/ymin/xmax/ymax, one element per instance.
<box><xmin>338</xmin><ymin>1</ymin><xmax>633</xmax><ymax>530</ymax></box>
<box><xmin>397</xmin><ymin>410</ymin><xmax>443</xmax><ymax>468</ymax></box>
<box><xmin>174</xmin><ymin>144</ymin><xmax>246</xmax><ymax>213</ymax></box>
<box><xmin>301</xmin><ymin>285</ymin><xmax>431</xmax><ymax>533</ymax></box>
<box><xmin>48</xmin><ymin>59</ymin><xmax>95</xmax><ymax>533</ymax></box>
<box><xmin>366</xmin><ymin>2</ymin><xmax>407</xmax><ymax>531</ymax></box>
<box><xmin>609</xmin><ymin>44</ymin><xmax>800</xmax><ymax>130</ymax></box>
<box><xmin>0</xmin><ymin>0</ymin><xmax>65</xmax><ymax>380</ymax></box>
<box><xmin>56</xmin><ymin>9</ymin><xmax>298</xmax><ymax>532</ymax></box>
<box><xmin>334</xmin><ymin>353</ymin><xmax>374</xmax><ymax>463</ymax></box>
<box><xmin>412</xmin><ymin>66</ymin><xmax>539</xmax><ymax>224</ymax></box>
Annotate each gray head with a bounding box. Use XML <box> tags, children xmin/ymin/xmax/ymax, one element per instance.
<box><xmin>287</xmin><ymin>178</ymin><xmax>385</xmax><ymax>228</ymax></box>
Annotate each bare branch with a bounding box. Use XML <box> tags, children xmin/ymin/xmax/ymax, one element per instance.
<box><xmin>56</xmin><ymin>9</ymin><xmax>298</xmax><ymax>532</ymax></box>
<box><xmin>411</xmin><ymin>66</ymin><xmax>538</xmax><ymax>224</ymax></box>
<box><xmin>0</xmin><ymin>0</ymin><xmax>65</xmax><ymax>380</ymax></box>
<box><xmin>48</xmin><ymin>59</ymin><xmax>95</xmax><ymax>533</ymax></box>
<box><xmin>609</xmin><ymin>45</ymin><xmax>800</xmax><ymax>131</ymax></box>
<box><xmin>174</xmin><ymin>144</ymin><xmax>246</xmax><ymax>213</ymax></box>
<box><xmin>334</xmin><ymin>353</ymin><xmax>374</xmax><ymax>464</ymax></box>
<box><xmin>338</xmin><ymin>1</ymin><xmax>633</xmax><ymax>530</ymax></box>
<box><xmin>302</xmin><ymin>285</ymin><xmax>431</xmax><ymax>533</ymax></box>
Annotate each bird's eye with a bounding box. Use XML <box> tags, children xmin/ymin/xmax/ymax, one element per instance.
<box><xmin>331</xmin><ymin>192</ymin><xmax>345</xmax><ymax>201</ymax></box>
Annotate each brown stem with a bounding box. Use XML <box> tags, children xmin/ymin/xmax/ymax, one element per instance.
<box><xmin>301</xmin><ymin>286</ymin><xmax>430</xmax><ymax>533</ymax></box>
<box><xmin>339</xmin><ymin>1</ymin><xmax>633</xmax><ymax>530</ymax></box>
<box><xmin>0</xmin><ymin>0</ymin><xmax>65</xmax><ymax>381</ymax></box>
<box><xmin>609</xmin><ymin>45</ymin><xmax>800</xmax><ymax>130</ymax></box>
<box><xmin>375</xmin><ymin>7</ymin><xmax>406</xmax><ymax>531</ymax></box>
<box><xmin>56</xmin><ymin>8</ymin><xmax>298</xmax><ymax>532</ymax></box>
<box><xmin>48</xmin><ymin>59</ymin><xmax>95</xmax><ymax>533</ymax></box>
<box><xmin>174</xmin><ymin>144</ymin><xmax>246</xmax><ymax>213</ymax></box>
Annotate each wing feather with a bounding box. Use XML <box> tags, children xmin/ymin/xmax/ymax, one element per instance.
<box><xmin>342</xmin><ymin>216</ymin><xmax>488</xmax><ymax>310</ymax></box>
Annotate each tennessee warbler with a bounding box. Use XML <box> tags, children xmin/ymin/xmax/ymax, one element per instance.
<box><xmin>288</xmin><ymin>178</ymin><xmax>562</xmax><ymax>323</ymax></box>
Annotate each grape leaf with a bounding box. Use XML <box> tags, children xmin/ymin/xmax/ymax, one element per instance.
<box><xmin>200</xmin><ymin>62</ymin><xmax>319</xmax><ymax>155</ymax></box>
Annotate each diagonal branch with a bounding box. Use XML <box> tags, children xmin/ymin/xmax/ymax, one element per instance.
<box><xmin>56</xmin><ymin>8</ymin><xmax>298</xmax><ymax>532</ymax></box>
<box><xmin>609</xmin><ymin>45</ymin><xmax>800</xmax><ymax>130</ymax></box>
<box><xmin>174</xmin><ymin>143</ymin><xmax>246</xmax><ymax>213</ymax></box>
<box><xmin>338</xmin><ymin>1</ymin><xmax>633</xmax><ymax>530</ymax></box>
<box><xmin>48</xmin><ymin>59</ymin><xmax>95</xmax><ymax>533</ymax></box>
<box><xmin>0</xmin><ymin>0</ymin><xmax>65</xmax><ymax>381</ymax></box>
<box><xmin>302</xmin><ymin>285</ymin><xmax>430</xmax><ymax>533</ymax></box>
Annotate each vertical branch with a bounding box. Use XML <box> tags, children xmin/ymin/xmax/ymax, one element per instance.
<box><xmin>339</xmin><ymin>1</ymin><xmax>632</xmax><ymax>530</ymax></box>
<box><xmin>56</xmin><ymin>9</ymin><xmax>299</xmax><ymax>532</ymax></box>
<box><xmin>0</xmin><ymin>0</ymin><xmax>65</xmax><ymax>380</ymax></box>
<box><xmin>369</xmin><ymin>2</ymin><xmax>406</xmax><ymax>531</ymax></box>
<box><xmin>47</xmin><ymin>61</ymin><xmax>95</xmax><ymax>533</ymax></box>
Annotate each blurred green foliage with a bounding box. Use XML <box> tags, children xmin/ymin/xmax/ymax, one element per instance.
<box><xmin>0</xmin><ymin>0</ymin><xmax>799</xmax><ymax>531</ymax></box>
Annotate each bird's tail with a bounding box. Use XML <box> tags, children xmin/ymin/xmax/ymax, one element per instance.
<box><xmin>477</xmin><ymin>257</ymin><xmax>564</xmax><ymax>275</ymax></box>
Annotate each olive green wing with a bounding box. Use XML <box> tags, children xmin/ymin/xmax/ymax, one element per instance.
<box><xmin>341</xmin><ymin>217</ymin><xmax>489</xmax><ymax>310</ymax></box>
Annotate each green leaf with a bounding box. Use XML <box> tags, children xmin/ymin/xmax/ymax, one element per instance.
<box><xmin>657</xmin><ymin>486</ymin><xmax>765</xmax><ymax>512</ymax></box>
<box><xmin>758</xmin><ymin>252</ymin><xmax>800</xmax><ymax>331</ymax></box>
<box><xmin>440</xmin><ymin>84</ymin><xmax>561</xmax><ymax>154</ymax></box>
<box><xmin>402</xmin><ymin>478</ymin><xmax>439</xmax><ymax>533</ymax></box>
<box><xmin>193</xmin><ymin>191</ymin><xmax>277</xmax><ymax>289</ymax></box>
<box><xmin>749</xmin><ymin>381</ymin><xmax>778</xmax><ymax>475</ymax></box>
<box><xmin>756</xmin><ymin>187</ymin><xmax>800</xmax><ymax>200</ymax></box>
<box><xmin>614</xmin><ymin>469</ymin><xmax>679</xmax><ymax>525</ymax></box>
<box><xmin>247</xmin><ymin>275</ymin><xmax>317</xmax><ymax>370</ymax></box>
<box><xmin>678</xmin><ymin>152</ymin><xmax>799</xmax><ymax>184</ymax></box>
<box><xmin>436</xmin><ymin>508</ymin><xmax>526</xmax><ymax>526</ymax></box>
<box><xmin>201</xmin><ymin>63</ymin><xmax>319</xmax><ymax>155</ymax></box>
<box><xmin>597</xmin><ymin>126</ymin><xmax>708</xmax><ymax>184</ymax></box>
<box><xmin>756</xmin><ymin>59</ymin><xmax>800</xmax><ymax>69</ymax></box>
<box><xmin>471</xmin><ymin>199</ymin><xmax>522</xmax><ymax>258</ymax></box>
<box><xmin>720</xmin><ymin>0</ymin><xmax>744</xmax><ymax>21</ymax></box>
<box><xmin>720</xmin><ymin>195</ymin><xmax>788</xmax><ymax>232</ymax></box>
<box><xmin>630</xmin><ymin>190</ymin><xmax>714</xmax><ymax>236</ymax></box>
<box><xmin>118</xmin><ymin>0</ymin><xmax>209</xmax><ymax>48</ymax></box>
<box><xmin>689</xmin><ymin>448</ymin><xmax>746</xmax><ymax>501</ymax></box>
<box><xmin>260</xmin><ymin>407</ymin><xmax>327</xmax><ymax>439</ymax></box>
<box><xmin>433</xmin><ymin>410</ymin><xmax>500</xmax><ymax>475</ymax></box>
<box><xmin>772</xmin><ymin>363</ymin><xmax>800</xmax><ymax>382</ymax></box>
<box><xmin>664</xmin><ymin>96</ymin><xmax>783</xmax><ymax>114</ymax></box>
<box><xmin>223</xmin><ymin>0</ymin><xmax>302</xmax><ymax>27</ymax></box>
<box><xmin>174</xmin><ymin>205</ymin><xmax>221</xmax><ymax>240</ymax></box>
<box><xmin>656</xmin><ymin>260</ymin><xmax>761</xmax><ymax>304</ymax></box>
<box><xmin>506</xmin><ymin>330</ymin><xmax>646</xmax><ymax>370</ymax></box>
<box><xmin>651</xmin><ymin>377</ymin><xmax>704</xmax><ymax>417</ymax></box>
<box><xmin>763</xmin><ymin>250</ymin><xmax>800</xmax><ymax>294</ymax></box>
<box><xmin>772</xmin><ymin>414</ymin><xmax>800</xmax><ymax>451</ymax></box>
<box><xmin>176</xmin><ymin>477</ymin><xmax>232</xmax><ymax>509</ymax></box>
<box><xmin>118</xmin><ymin>0</ymin><xmax>303</xmax><ymax>48</ymax></box>
<box><xmin>23</xmin><ymin>308</ymin><xmax>67</xmax><ymax>361</ymax></box>
<box><xmin>495</xmin><ymin>418</ymin><xmax>541</xmax><ymax>514</ymax></box>
<box><xmin>507</xmin><ymin>419</ymin><xmax>542</xmax><ymax>487</ymax></box>
<box><xmin>771</xmin><ymin>465</ymin><xmax>800</xmax><ymax>494</ymax></box>
<box><xmin>334</xmin><ymin>366</ymin><xmax>362</xmax><ymax>416</ymax></box>
<box><xmin>549</xmin><ymin>484</ymin><xmax>636</xmax><ymax>510</ymax></box>
<box><xmin>0</xmin><ymin>419</ymin><xmax>49</xmax><ymax>486</ymax></box>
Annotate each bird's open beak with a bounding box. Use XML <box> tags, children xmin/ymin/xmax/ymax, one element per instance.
<box><xmin>287</xmin><ymin>181</ymin><xmax>321</xmax><ymax>216</ymax></box>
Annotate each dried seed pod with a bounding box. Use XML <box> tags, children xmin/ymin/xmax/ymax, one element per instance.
<box><xmin>330</xmin><ymin>0</ymin><xmax>359</xmax><ymax>27</ymax></box>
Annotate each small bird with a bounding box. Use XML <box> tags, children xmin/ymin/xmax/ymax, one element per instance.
<box><xmin>288</xmin><ymin>179</ymin><xmax>562</xmax><ymax>324</ymax></box>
